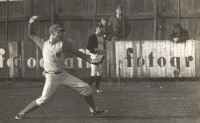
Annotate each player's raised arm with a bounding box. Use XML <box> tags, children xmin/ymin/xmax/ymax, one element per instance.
<box><xmin>28</xmin><ymin>16</ymin><xmax>45</xmax><ymax>50</ymax></box>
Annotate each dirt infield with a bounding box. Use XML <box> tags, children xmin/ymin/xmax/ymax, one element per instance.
<box><xmin>0</xmin><ymin>80</ymin><xmax>200</xmax><ymax>123</ymax></box>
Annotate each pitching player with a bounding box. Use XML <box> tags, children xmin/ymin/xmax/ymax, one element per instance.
<box><xmin>87</xmin><ymin>23</ymin><xmax>106</xmax><ymax>93</ymax></box>
<box><xmin>15</xmin><ymin>16</ymin><xmax>108</xmax><ymax>119</ymax></box>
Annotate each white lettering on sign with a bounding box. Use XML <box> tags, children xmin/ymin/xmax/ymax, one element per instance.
<box><xmin>0</xmin><ymin>48</ymin><xmax>91</xmax><ymax>69</ymax></box>
<box><xmin>7</xmin><ymin>58</ymin><xmax>11</xmax><ymax>67</ymax></box>
<box><xmin>65</xmin><ymin>58</ymin><xmax>74</xmax><ymax>68</ymax></box>
<box><xmin>39</xmin><ymin>58</ymin><xmax>44</xmax><ymax>68</ymax></box>
<box><xmin>77</xmin><ymin>49</ymin><xmax>91</xmax><ymax>68</ymax></box>
<box><xmin>0</xmin><ymin>48</ymin><xmax>5</xmax><ymax>68</ymax></box>
<box><xmin>77</xmin><ymin>49</ymin><xmax>84</xmax><ymax>68</ymax></box>
<box><xmin>14</xmin><ymin>55</ymin><xmax>22</xmax><ymax>68</ymax></box>
<box><xmin>27</xmin><ymin>58</ymin><xmax>36</xmax><ymax>68</ymax></box>
<box><xmin>0</xmin><ymin>48</ymin><xmax>5</xmax><ymax>55</ymax></box>
<box><xmin>85</xmin><ymin>49</ymin><xmax>91</xmax><ymax>68</ymax></box>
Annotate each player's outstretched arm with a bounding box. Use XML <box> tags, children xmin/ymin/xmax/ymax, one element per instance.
<box><xmin>62</xmin><ymin>42</ymin><xmax>92</xmax><ymax>62</ymax></box>
<box><xmin>63</xmin><ymin>42</ymin><xmax>103</xmax><ymax>64</ymax></box>
<box><xmin>28</xmin><ymin>16</ymin><xmax>45</xmax><ymax>50</ymax></box>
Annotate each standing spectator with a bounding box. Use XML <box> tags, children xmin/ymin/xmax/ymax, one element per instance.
<box><xmin>168</xmin><ymin>23</ymin><xmax>189</xmax><ymax>43</ymax></box>
<box><xmin>108</xmin><ymin>4</ymin><xmax>131</xmax><ymax>41</ymax></box>
<box><xmin>100</xmin><ymin>17</ymin><xmax>110</xmax><ymax>41</ymax></box>
<box><xmin>87</xmin><ymin>23</ymin><xmax>106</xmax><ymax>93</ymax></box>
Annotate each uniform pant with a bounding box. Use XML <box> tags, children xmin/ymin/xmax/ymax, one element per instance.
<box><xmin>90</xmin><ymin>53</ymin><xmax>103</xmax><ymax>76</ymax></box>
<box><xmin>36</xmin><ymin>70</ymin><xmax>92</xmax><ymax>106</ymax></box>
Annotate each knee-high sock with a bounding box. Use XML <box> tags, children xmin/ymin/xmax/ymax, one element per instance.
<box><xmin>95</xmin><ymin>76</ymin><xmax>101</xmax><ymax>89</ymax></box>
<box><xmin>21</xmin><ymin>100</ymin><xmax>39</xmax><ymax>114</ymax></box>
<box><xmin>84</xmin><ymin>94</ymin><xmax>96</xmax><ymax>112</ymax></box>
<box><xmin>88</xmin><ymin>76</ymin><xmax>95</xmax><ymax>86</ymax></box>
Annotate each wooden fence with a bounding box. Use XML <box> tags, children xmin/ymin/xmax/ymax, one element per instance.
<box><xmin>114</xmin><ymin>40</ymin><xmax>197</xmax><ymax>78</ymax></box>
<box><xmin>1</xmin><ymin>40</ymin><xmax>200</xmax><ymax>78</ymax></box>
<box><xmin>0</xmin><ymin>41</ymin><xmax>107</xmax><ymax>78</ymax></box>
<box><xmin>1</xmin><ymin>0</ymin><xmax>200</xmax><ymax>43</ymax></box>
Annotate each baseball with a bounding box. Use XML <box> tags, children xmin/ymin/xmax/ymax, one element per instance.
<box><xmin>33</xmin><ymin>16</ymin><xmax>39</xmax><ymax>19</ymax></box>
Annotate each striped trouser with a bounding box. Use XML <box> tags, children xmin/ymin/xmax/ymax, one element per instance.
<box><xmin>90</xmin><ymin>53</ymin><xmax>103</xmax><ymax>76</ymax></box>
<box><xmin>36</xmin><ymin>70</ymin><xmax>92</xmax><ymax>106</ymax></box>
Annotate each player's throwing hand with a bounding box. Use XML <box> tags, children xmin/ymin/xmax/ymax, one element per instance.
<box><xmin>29</xmin><ymin>16</ymin><xmax>39</xmax><ymax>24</ymax></box>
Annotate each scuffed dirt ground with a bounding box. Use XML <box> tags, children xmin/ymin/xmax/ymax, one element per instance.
<box><xmin>0</xmin><ymin>80</ymin><xmax>200</xmax><ymax>123</ymax></box>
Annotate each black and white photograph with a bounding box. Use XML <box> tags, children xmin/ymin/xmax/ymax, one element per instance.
<box><xmin>0</xmin><ymin>0</ymin><xmax>200</xmax><ymax>123</ymax></box>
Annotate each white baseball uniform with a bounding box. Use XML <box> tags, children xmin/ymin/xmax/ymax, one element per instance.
<box><xmin>89</xmin><ymin>34</ymin><xmax>105</xmax><ymax>76</ymax></box>
<box><xmin>28</xmin><ymin>23</ymin><xmax>92</xmax><ymax>106</ymax></box>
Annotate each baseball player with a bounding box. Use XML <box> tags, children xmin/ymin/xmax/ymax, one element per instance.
<box><xmin>15</xmin><ymin>16</ymin><xmax>108</xmax><ymax>119</ymax></box>
<box><xmin>87</xmin><ymin>23</ymin><xmax>106</xmax><ymax>93</ymax></box>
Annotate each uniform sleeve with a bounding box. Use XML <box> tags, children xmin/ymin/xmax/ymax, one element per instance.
<box><xmin>28</xmin><ymin>23</ymin><xmax>45</xmax><ymax>50</ymax></box>
<box><xmin>63</xmin><ymin>42</ymin><xmax>90</xmax><ymax>61</ymax></box>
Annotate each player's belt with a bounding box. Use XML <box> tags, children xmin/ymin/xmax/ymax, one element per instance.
<box><xmin>45</xmin><ymin>71</ymin><xmax>62</xmax><ymax>74</ymax></box>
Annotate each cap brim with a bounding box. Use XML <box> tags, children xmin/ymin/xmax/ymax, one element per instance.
<box><xmin>57</xmin><ymin>28</ymin><xmax>65</xmax><ymax>32</ymax></box>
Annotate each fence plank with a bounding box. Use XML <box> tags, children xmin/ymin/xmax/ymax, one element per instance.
<box><xmin>21</xmin><ymin>41</ymin><xmax>38</xmax><ymax>78</ymax></box>
<box><xmin>0</xmin><ymin>42</ymin><xmax>9</xmax><ymax>78</ymax></box>
<box><xmin>195</xmin><ymin>40</ymin><xmax>200</xmax><ymax>77</ymax></box>
<box><xmin>8</xmin><ymin>42</ymin><xmax>21</xmax><ymax>78</ymax></box>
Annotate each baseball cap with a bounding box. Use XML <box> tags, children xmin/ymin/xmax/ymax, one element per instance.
<box><xmin>49</xmin><ymin>24</ymin><xmax>65</xmax><ymax>32</ymax></box>
<box><xmin>172</xmin><ymin>23</ymin><xmax>181</xmax><ymax>28</ymax></box>
<box><xmin>96</xmin><ymin>22</ymin><xmax>103</xmax><ymax>28</ymax></box>
<box><xmin>116</xmin><ymin>4</ymin><xmax>123</xmax><ymax>10</ymax></box>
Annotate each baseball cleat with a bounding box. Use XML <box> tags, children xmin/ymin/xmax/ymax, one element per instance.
<box><xmin>91</xmin><ymin>109</ymin><xmax>108</xmax><ymax>116</ymax></box>
<box><xmin>15</xmin><ymin>112</ymin><xmax>25</xmax><ymax>119</ymax></box>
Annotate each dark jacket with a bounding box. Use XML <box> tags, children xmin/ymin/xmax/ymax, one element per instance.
<box><xmin>108</xmin><ymin>14</ymin><xmax>131</xmax><ymax>39</ymax></box>
<box><xmin>102</xmin><ymin>23</ymin><xmax>110</xmax><ymax>40</ymax></box>
<box><xmin>87</xmin><ymin>34</ymin><xmax>106</xmax><ymax>54</ymax></box>
<box><xmin>168</xmin><ymin>28</ymin><xmax>189</xmax><ymax>43</ymax></box>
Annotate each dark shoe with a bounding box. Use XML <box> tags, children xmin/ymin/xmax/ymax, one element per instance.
<box><xmin>15</xmin><ymin>112</ymin><xmax>25</xmax><ymax>119</ymax></box>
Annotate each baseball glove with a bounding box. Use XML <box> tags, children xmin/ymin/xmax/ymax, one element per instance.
<box><xmin>90</xmin><ymin>54</ymin><xmax>105</xmax><ymax>64</ymax></box>
<box><xmin>95</xmin><ymin>49</ymin><xmax>106</xmax><ymax>55</ymax></box>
